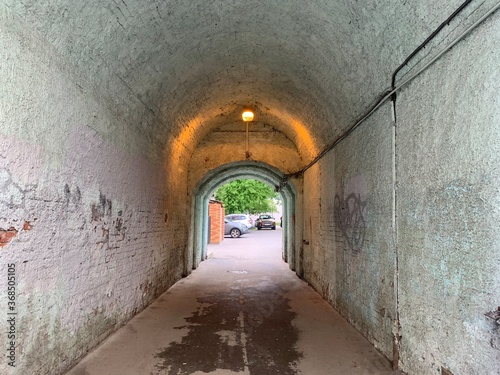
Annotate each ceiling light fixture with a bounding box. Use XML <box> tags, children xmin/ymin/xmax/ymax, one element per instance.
<box><xmin>242</xmin><ymin>108</ymin><xmax>254</xmax><ymax>159</ymax></box>
<box><xmin>242</xmin><ymin>110</ymin><xmax>254</xmax><ymax>122</ymax></box>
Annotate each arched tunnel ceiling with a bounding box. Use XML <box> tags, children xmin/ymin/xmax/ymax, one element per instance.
<box><xmin>6</xmin><ymin>0</ymin><xmax>469</xmax><ymax>161</ymax></box>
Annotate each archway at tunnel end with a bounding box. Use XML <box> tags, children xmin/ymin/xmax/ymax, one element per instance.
<box><xmin>187</xmin><ymin>161</ymin><xmax>301</xmax><ymax>276</ymax></box>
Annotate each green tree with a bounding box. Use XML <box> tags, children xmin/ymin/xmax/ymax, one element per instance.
<box><xmin>214</xmin><ymin>179</ymin><xmax>277</xmax><ymax>214</ymax></box>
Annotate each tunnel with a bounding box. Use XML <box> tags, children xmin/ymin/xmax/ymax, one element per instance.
<box><xmin>1</xmin><ymin>1</ymin><xmax>499</xmax><ymax>374</ymax></box>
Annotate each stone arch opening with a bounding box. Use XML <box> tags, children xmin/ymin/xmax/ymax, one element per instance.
<box><xmin>187</xmin><ymin>161</ymin><xmax>301</xmax><ymax>276</ymax></box>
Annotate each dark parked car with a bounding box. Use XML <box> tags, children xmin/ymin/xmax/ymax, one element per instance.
<box><xmin>224</xmin><ymin>219</ymin><xmax>249</xmax><ymax>238</ymax></box>
<box><xmin>255</xmin><ymin>214</ymin><xmax>276</xmax><ymax>230</ymax></box>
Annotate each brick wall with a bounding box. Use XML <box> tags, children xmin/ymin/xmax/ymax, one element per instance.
<box><xmin>208</xmin><ymin>200</ymin><xmax>225</xmax><ymax>244</ymax></box>
<box><xmin>0</xmin><ymin>14</ymin><xmax>187</xmax><ymax>375</ymax></box>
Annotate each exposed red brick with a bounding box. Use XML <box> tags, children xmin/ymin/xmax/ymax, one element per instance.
<box><xmin>23</xmin><ymin>221</ymin><xmax>33</xmax><ymax>231</ymax></box>
<box><xmin>0</xmin><ymin>227</ymin><xmax>18</xmax><ymax>247</ymax></box>
<box><xmin>209</xmin><ymin>200</ymin><xmax>225</xmax><ymax>244</ymax></box>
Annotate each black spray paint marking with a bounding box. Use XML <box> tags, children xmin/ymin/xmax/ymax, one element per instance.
<box><xmin>334</xmin><ymin>193</ymin><xmax>367</xmax><ymax>254</ymax></box>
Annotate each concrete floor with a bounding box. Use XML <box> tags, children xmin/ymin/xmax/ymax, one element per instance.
<box><xmin>66</xmin><ymin>229</ymin><xmax>401</xmax><ymax>375</ymax></box>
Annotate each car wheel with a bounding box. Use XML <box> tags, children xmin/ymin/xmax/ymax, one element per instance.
<box><xmin>230</xmin><ymin>228</ymin><xmax>241</xmax><ymax>238</ymax></box>
<box><xmin>272</xmin><ymin>226</ymin><xmax>276</xmax><ymax>230</ymax></box>
<box><xmin>257</xmin><ymin>227</ymin><xmax>261</xmax><ymax>230</ymax></box>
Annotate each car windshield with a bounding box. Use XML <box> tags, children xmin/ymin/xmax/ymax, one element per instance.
<box><xmin>260</xmin><ymin>215</ymin><xmax>271</xmax><ymax>219</ymax></box>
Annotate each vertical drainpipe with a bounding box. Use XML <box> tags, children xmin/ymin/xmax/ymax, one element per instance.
<box><xmin>200</xmin><ymin>197</ymin><xmax>209</xmax><ymax>265</ymax></box>
<box><xmin>185</xmin><ymin>196</ymin><xmax>196</xmax><ymax>277</ymax></box>
<box><xmin>282</xmin><ymin>195</ymin><xmax>288</xmax><ymax>262</ymax></box>
<box><xmin>193</xmin><ymin>194</ymin><xmax>209</xmax><ymax>271</ymax></box>
<box><xmin>287</xmin><ymin>189</ymin><xmax>295</xmax><ymax>270</ymax></box>
<box><xmin>391</xmin><ymin>97</ymin><xmax>400</xmax><ymax>370</ymax></box>
<box><xmin>192</xmin><ymin>195</ymin><xmax>202</xmax><ymax>272</ymax></box>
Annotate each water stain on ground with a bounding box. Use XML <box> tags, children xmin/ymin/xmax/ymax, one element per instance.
<box><xmin>154</xmin><ymin>282</ymin><xmax>302</xmax><ymax>375</ymax></box>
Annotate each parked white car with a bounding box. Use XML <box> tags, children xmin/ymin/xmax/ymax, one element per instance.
<box><xmin>225</xmin><ymin>214</ymin><xmax>253</xmax><ymax>229</ymax></box>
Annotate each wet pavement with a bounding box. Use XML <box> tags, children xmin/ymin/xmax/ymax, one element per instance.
<box><xmin>66</xmin><ymin>229</ymin><xmax>400</xmax><ymax>375</ymax></box>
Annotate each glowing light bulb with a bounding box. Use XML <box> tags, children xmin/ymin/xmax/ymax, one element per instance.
<box><xmin>242</xmin><ymin>110</ymin><xmax>254</xmax><ymax>122</ymax></box>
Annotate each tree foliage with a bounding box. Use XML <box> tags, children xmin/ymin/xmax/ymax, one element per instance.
<box><xmin>214</xmin><ymin>179</ymin><xmax>278</xmax><ymax>214</ymax></box>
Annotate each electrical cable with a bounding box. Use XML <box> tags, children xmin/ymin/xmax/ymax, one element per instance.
<box><xmin>391</xmin><ymin>0</ymin><xmax>474</xmax><ymax>95</ymax></box>
<box><xmin>279</xmin><ymin>0</ymin><xmax>500</xmax><ymax>187</ymax></box>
